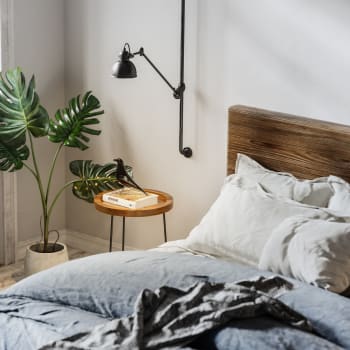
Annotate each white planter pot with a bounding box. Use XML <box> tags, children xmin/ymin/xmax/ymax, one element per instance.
<box><xmin>24</xmin><ymin>242</ymin><xmax>69</xmax><ymax>276</ymax></box>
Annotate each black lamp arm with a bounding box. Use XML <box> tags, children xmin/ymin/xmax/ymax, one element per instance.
<box><xmin>123</xmin><ymin>0</ymin><xmax>192</xmax><ymax>158</ymax></box>
<box><xmin>133</xmin><ymin>47</ymin><xmax>185</xmax><ymax>99</ymax></box>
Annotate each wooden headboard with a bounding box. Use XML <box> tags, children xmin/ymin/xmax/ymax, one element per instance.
<box><xmin>227</xmin><ymin>105</ymin><xmax>350</xmax><ymax>183</ymax></box>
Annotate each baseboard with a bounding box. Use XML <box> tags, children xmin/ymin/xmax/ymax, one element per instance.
<box><xmin>16</xmin><ymin>229</ymin><xmax>136</xmax><ymax>260</ymax></box>
<box><xmin>60</xmin><ymin>229</ymin><xmax>136</xmax><ymax>254</ymax></box>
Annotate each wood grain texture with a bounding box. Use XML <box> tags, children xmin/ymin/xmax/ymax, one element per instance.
<box><xmin>94</xmin><ymin>189</ymin><xmax>173</xmax><ymax>217</ymax></box>
<box><xmin>228</xmin><ymin>105</ymin><xmax>350</xmax><ymax>183</ymax></box>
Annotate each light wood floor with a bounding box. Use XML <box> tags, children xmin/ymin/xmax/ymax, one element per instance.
<box><xmin>0</xmin><ymin>247</ymin><xmax>90</xmax><ymax>292</ymax></box>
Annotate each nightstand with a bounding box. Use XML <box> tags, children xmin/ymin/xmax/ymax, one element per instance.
<box><xmin>94</xmin><ymin>189</ymin><xmax>173</xmax><ymax>252</ymax></box>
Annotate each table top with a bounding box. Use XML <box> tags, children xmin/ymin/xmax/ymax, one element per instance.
<box><xmin>94</xmin><ymin>189</ymin><xmax>173</xmax><ymax>217</ymax></box>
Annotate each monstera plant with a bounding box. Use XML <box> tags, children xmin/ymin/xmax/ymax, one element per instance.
<box><xmin>0</xmin><ymin>67</ymin><xmax>124</xmax><ymax>258</ymax></box>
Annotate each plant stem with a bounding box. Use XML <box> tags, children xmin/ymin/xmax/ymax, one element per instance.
<box><xmin>47</xmin><ymin>180</ymin><xmax>77</xmax><ymax>220</ymax></box>
<box><xmin>28</xmin><ymin>133</ymin><xmax>48</xmax><ymax>248</ymax></box>
<box><xmin>46</xmin><ymin>143</ymin><xmax>63</xmax><ymax>203</ymax></box>
<box><xmin>28</xmin><ymin>133</ymin><xmax>46</xmax><ymax>209</ymax></box>
<box><xmin>23</xmin><ymin>163</ymin><xmax>37</xmax><ymax>178</ymax></box>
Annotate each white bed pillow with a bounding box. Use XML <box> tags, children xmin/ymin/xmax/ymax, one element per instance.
<box><xmin>177</xmin><ymin>176</ymin><xmax>331</xmax><ymax>266</ymax></box>
<box><xmin>259</xmin><ymin>215</ymin><xmax>317</xmax><ymax>277</ymax></box>
<box><xmin>328</xmin><ymin>175</ymin><xmax>350</xmax><ymax>215</ymax></box>
<box><xmin>235</xmin><ymin>153</ymin><xmax>333</xmax><ymax>207</ymax></box>
<box><xmin>259</xmin><ymin>215</ymin><xmax>350</xmax><ymax>293</ymax></box>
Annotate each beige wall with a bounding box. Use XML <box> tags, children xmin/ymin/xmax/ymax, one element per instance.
<box><xmin>13</xmin><ymin>0</ymin><xmax>66</xmax><ymax>241</ymax></box>
<box><xmin>63</xmin><ymin>0</ymin><xmax>350</xmax><ymax>249</ymax></box>
<box><xmin>8</xmin><ymin>0</ymin><xmax>350</xmax><ymax>250</ymax></box>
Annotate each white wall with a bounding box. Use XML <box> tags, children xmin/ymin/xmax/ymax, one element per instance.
<box><xmin>218</xmin><ymin>0</ymin><xmax>350</xmax><ymax>123</ymax></box>
<box><xmin>64</xmin><ymin>0</ymin><xmax>207</xmax><ymax>248</ymax></box>
<box><xmin>63</xmin><ymin>0</ymin><xmax>350</xmax><ymax>249</ymax></box>
<box><xmin>13</xmin><ymin>0</ymin><xmax>66</xmax><ymax>241</ymax></box>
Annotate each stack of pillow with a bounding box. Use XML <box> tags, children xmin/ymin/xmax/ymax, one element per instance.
<box><xmin>235</xmin><ymin>154</ymin><xmax>350</xmax><ymax>294</ymax></box>
<box><xmin>162</xmin><ymin>153</ymin><xmax>350</xmax><ymax>294</ymax></box>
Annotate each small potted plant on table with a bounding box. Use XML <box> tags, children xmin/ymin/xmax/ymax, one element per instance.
<box><xmin>0</xmin><ymin>67</ymin><xmax>125</xmax><ymax>275</ymax></box>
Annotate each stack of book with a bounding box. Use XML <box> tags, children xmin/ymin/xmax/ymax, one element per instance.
<box><xmin>102</xmin><ymin>187</ymin><xmax>158</xmax><ymax>209</ymax></box>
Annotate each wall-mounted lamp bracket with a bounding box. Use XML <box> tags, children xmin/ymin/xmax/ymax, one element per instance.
<box><xmin>113</xmin><ymin>0</ymin><xmax>192</xmax><ymax>158</ymax></box>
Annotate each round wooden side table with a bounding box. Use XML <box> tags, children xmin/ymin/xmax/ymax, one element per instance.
<box><xmin>94</xmin><ymin>189</ymin><xmax>173</xmax><ymax>252</ymax></box>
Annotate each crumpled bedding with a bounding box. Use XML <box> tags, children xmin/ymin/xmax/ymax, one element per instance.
<box><xmin>40</xmin><ymin>276</ymin><xmax>314</xmax><ymax>349</ymax></box>
<box><xmin>0</xmin><ymin>251</ymin><xmax>350</xmax><ymax>349</ymax></box>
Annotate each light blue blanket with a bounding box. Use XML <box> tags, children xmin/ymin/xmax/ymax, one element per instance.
<box><xmin>0</xmin><ymin>251</ymin><xmax>349</xmax><ymax>349</ymax></box>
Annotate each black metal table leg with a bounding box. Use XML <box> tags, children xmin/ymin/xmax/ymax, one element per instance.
<box><xmin>163</xmin><ymin>213</ymin><xmax>167</xmax><ymax>242</ymax></box>
<box><xmin>109</xmin><ymin>216</ymin><xmax>114</xmax><ymax>252</ymax></box>
<box><xmin>110</xmin><ymin>213</ymin><xmax>168</xmax><ymax>251</ymax></box>
<box><xmin>122</xmin><ymin>216</ymin><xmax>126</xmax><ymax>251</ymax></box>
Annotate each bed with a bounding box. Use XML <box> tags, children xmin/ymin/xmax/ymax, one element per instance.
<box><xmin>1</xmin><ymin>106</ymin><xmax>350</xmax><ymax>349</ymax></box>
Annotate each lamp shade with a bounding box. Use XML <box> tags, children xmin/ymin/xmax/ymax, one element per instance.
<box><xmin>112</xmin><ymin>60</ymin><xmax>137</xmax><ymax>78</ymax></box>
<box><xmin>112</xmin><ymin>44</ymin><xmax>137</xmax><ymax>78</ymax></box>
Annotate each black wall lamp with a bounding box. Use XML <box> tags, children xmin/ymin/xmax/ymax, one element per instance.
<box><xmin>112</xmin><ymin>0</ymin><xmax>192</xmax><ymax>158</ymax></box>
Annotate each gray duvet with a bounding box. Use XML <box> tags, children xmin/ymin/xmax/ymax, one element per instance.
<box><xmin>0</xmin><ymin>251</ymin><xmax>350</xmax><ymax>349</ymax></box>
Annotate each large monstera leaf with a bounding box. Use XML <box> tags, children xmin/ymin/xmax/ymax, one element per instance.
<box><xmin>0</xmin><ymin>137</ymin><xmax>29</xmax><ymax>171</ymax></box>
<box><xmin>0</xmin><ymin>67</ymin><xmax>49</xmax><ymax>144</ymax></box>
<box><xmin>70</xmin><ymin>160</ymin><xmax>131</xmax><ymax>203</ymax></box>
<box><xmin>49</xmin><ymin>92</ymin><xmax>104</xmax><ymax>150</ymax></box>
<box><xmin>0</xmin><ymin>68</ymin><xmax>49</xmax><ymax>170</ymax></box>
